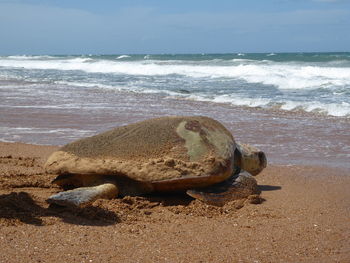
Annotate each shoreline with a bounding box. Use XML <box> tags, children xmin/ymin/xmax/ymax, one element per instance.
<box><xmin>2</xmin><ymin>95</ymin><xmax>350</xmax><ymax>169</ymax></box>
<box><xmin>0</xmin><ymin>141</ymin><xmax>349</xmax><ymax>262</ymax></box>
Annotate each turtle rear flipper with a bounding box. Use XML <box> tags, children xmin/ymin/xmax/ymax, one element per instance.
<box><xmin>47</xmin><ymin>183</ymin><xmax>118</xmax><ymax>207</ymax></box>
<box><xmin>186</xmin><ymin>170</ymin><xmax>259</xmax><ymax>206</ymax></box>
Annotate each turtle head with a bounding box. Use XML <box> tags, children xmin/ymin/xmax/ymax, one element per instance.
<box><xmin>234</xmin><ymin>142</ymin><xmax>267</xmax><ymax>176</ymax></box>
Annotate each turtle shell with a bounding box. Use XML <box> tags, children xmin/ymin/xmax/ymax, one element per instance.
<box><xmin>45</xmin><ymin>116</ymin><xmax>236</xmax><ymax>191</ymax></box>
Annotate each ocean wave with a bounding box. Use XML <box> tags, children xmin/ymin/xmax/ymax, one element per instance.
<box><xmin>0</xmin><ymin>126</ymin><xmax>95</xmax><ymax>144</ymax></box>
<box><xmin>231</xmin><ymin>58</ymin><xmax>259</xmax><ymax>63</ymax></box>
<box><xmin>6</xmin><ymin>55</ymin><xmax>57</xmax><ymax>60</ymax></box>
<box><xmin>1</xmin><ymin>55</ymin><xmax>349</xmax><ymax>118</ymax></box>
<box><xmin>56</xmin><ymin>80</ymin><xmax>350</xmax><ymax>117</ymax></box>
<box><xmin>1</xmin><ymin>57</ymin><xmax>350</xmax><ymax>91</ymax></box>
<box><xmin>280</xmin><ymin>101</ymin><xmax>350</xmax><ymax>117</ymax></box>
<box><xmin>0</xmin><ymin>126</ymin><xmax>95</xmax><ymax>135</ymax></box>
<box><xmin>68</xmin><ymin>57</ymin><xmax>94</xmax><ymax>63</ymax></box>
<box><xmin>184</xmin><ymin>94</ymin><xmax>350</xmax><ymax>117</ymax></box>
<box><xmin>56</xmin><ymin>80</ymin><xmax>134</xmax><ymax>92</ymax></box>
<box><xmin>57</xmin><ymin>80</ymin><xmax>187</xmax><ymax>98</ymax></box>
<box><xmin>116</xmin><ymin>55</ymin><xmax>131</xmax><ymax>59</ymax></box>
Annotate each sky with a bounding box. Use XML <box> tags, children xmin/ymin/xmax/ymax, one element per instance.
<box><xmin>0</xmin><ymin>0</ymin><xmax>349</xmax><ymax>54</ymax></box>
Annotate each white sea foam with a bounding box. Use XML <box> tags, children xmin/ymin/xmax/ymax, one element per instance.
<box><xmin>57</xmin><ymin>81</ymin><xmax>118</xmax><ymax>89</ymax></box>
<box><xmin>34</xmin><ymin>78</ymin><xmax>350</xmax><ymax>116</ymax></box>
<box><xmin>0</xmin><ymin>126</ymin><xmax>95</xmax><ymax>145</ymax></box>
<box><xmin>58</xmin><ymin>80</ymin><xmax>191</xmax><ymax>99</ymax></box>
<box><xmin>116</xmin><ymin>55</ymin><xmax>130</xmax><ymax>59</ymax></box>
<box><xmin>1</xmin><ymin>57</ymin><xmax>349</xmax><ymax>91</ymax></box>
<box><xmin>69</xmin><ymin>57</ymin><xmax>93</xmax><ymax>63</ymax></box>
<box><xmin>178</xmin><ymin>93</ymin><xmax>350</xmax><ymax>117</ymax></box>
<box><xmin>0</xmin><ymin>126</ymin><xmax>94</xmax><ymax>136</ymax></box>
<box><xmin>6</xmin><ymin>55</ymin><xmax>56</xmax><ymax>60</ymax></box>
<box><xmin>56</xmin><ymin>80</ymin><xmax>147</xmax><ymax>94</ymax></box>
<box><xmin>203</xmin><ymin>94</ymin><xmax>271</xmax><ymax>107</ymax></box>
<box><xmin>283</xmin><ymin>101</ymin><xmax>350</xmax><ymax>117</ymax></box>
<box><xmin>6</xmin><ymin>104</ymin><xmax>82</xmax><ymax>109</ymax></box>
<box><xmin>231</xmin><ymin>58</ymin><xmax>257</xmax><ymax>63</ymax></box>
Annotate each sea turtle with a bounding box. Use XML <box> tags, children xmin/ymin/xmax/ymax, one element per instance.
<box><xmin>45</xmin><ymin>116</ymin><xmax>267</xmax><ymax>207</ymax></box>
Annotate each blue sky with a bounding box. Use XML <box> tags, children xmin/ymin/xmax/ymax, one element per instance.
<box><xmin>0</xmin><ymin>0</ymin><xmax>349</xmax><ymax>54</ymax></box>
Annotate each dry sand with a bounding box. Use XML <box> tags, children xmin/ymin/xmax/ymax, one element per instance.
<box><xmin>0</xmin><ymin>141</ymin><xmax>349</xmax><ymax>262</ymax></box>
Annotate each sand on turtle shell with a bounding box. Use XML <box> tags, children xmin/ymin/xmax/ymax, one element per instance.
<box><xmin>45</xmin><ymin>116</ymin><xmax>235</xmax><ymax>184</ymax></box>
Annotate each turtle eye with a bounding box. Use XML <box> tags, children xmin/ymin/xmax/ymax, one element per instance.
<box><xmin>258</xmin><ymin>152</ymin><xmax>267</xmax><ymax>168</ymax></box>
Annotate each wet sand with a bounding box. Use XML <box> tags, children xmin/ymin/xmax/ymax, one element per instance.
<box><xmin>0</xmin><ymin>141</ymin><xmax>349</xmax><ymax>262</ymax></box>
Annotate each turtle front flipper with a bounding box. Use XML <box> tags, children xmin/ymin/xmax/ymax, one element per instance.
<box><xmin>186</xmin><ymin>170</ymin><xmax>259</xmax><ymax>206</ymax></box>
<box><xmin>47</xmin><ymin>183</ymin><xmax>119</xmax><ymax>207</ymax></box>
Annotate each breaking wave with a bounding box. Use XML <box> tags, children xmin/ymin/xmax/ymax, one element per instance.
<box><xmin>0</xmin><ymin>54</ymin><xmax>349</xmax><ymax>117</ymax></box>
<box><xmin>1</xmin><ymin>56</ymin><xmax>349</xmax><ymax>91</ymax></box>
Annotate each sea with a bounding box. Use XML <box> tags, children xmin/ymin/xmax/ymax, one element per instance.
<box><xmin>1</xmin><ymin>53</ymin><xmax>349</xmax><ymax>168</ymax></box>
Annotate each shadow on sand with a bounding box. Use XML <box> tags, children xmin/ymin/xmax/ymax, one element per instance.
<box><xmin>258</xmin><ymin>185</ymin><xmax>282</xmax><ymax>191</ymax></box>
<box><xmin>139</xmin><ymin>192</ymin><xmax>194</xmax><ymax>207</ymax></box>
<box><xmin>0</xmin><ymin>184</ymin><xmax>282</xmax><ymax>226</ymax></box>
<box><xmin>0</xmin><ymin>192</ymin><xmax>120</xmax><ymax>226</ymax></box>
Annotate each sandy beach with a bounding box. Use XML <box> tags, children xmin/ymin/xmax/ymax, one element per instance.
<box><xmin>0</xmin><ymin>141</ymin><xmax>349</xmax><ymax>262</ymax></box>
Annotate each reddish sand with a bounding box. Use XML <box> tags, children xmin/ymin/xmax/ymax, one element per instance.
<box><xmin>0</xmin><ymin>142</ymin><xmax>349</xmax><ymax>262</ymax></box>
